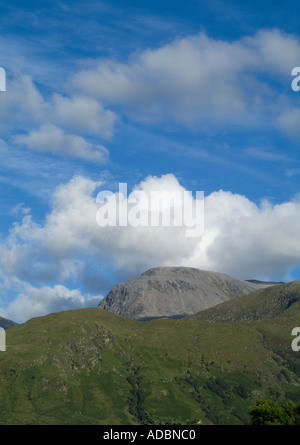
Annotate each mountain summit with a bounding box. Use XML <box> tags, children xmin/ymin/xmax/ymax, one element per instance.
<box><xmin>98</xmin><ymin>267</ymin><xmax>272</xmax><ymax>320</ymax></box>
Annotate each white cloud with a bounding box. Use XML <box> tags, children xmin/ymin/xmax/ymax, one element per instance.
<box><xmin>276</xmin><ymin>108</ymin><xmax>300</xmax><ymax>140</ymax></box>
<box><xmin>70</xmin><ymin>29</ymin><xmax>300</xmax><ymax>129</ymax></box>
<box><xmin>0</xmin><ymin>173</ymin><xmax>299</xmax><ymax>322</ymax></box>
<box><xmin>3</xmin><ymin>283</ymin><xmax>101</xmax><ymax>323</ymax></box>
<box><xmin>53</xmin><ymin>94</ymin><xmax>117</xmax><ymax>138</ymax></box>
<box><xmin>14</xmin><ymin>124</ymin><xmax>109</xmax><ymax>162</ymax></box>
<box><xmin>243</xmin><ymin>29</ymin><xmax>300</xmax><ymax>76</ymax></box>
<box><xmin>3</xmin><ymin>29</ymin><xmax>300</xmax><ymax>164</ymax></box>
<box><xmin>0</xmin><ymin>72</ymin><xmax>113</xmax><ymax>162</ymax></box>
<box><xmin>10</xmin><ymin>202</ymin><xmax>31</xmax><ymax>216</ymax></box>
<box><xmin>188</xmin><ymin>191</ymin><xmax>300</xmax><ymax>280</ymax></box>
<box><xmin>0</xmin><ymin>74</ymin><xmax>48</xmax><ymax>132</ymax></box>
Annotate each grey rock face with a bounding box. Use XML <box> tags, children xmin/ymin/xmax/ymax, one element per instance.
<box><xmin>98</xmin><ymin>267</ymin><xmax>268</xmax><ymax>320</ymax></box>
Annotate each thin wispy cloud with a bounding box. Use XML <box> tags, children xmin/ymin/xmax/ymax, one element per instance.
<box><xmin>243</xmin><ymin>147</ymin><xmax>289</xmax><ymax>162</ymax></box>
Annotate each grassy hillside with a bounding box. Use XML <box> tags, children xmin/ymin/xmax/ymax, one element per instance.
<box><xmin>187</xmin><ymin>281</ymin><xmax>300</xmax><ymax>322</ymax></box>
<box><xmin>1</xmin><ymin>283</ymin><xmax>300</xmax><ymax>425</ymax></box>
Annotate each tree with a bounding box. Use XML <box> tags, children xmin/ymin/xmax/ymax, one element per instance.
<box><xmin>249</xmin><ymin>399</ymin><xmax>300</xmax><ymax>425</ymax></box>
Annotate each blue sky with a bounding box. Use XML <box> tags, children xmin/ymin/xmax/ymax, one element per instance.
<box><xmin>0</xmin><ymin>0</ymin><xmax>300</xmax><ymax>322</ymax></box>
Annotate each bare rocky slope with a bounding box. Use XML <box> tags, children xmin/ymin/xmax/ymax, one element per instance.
<box><xmin>98</xmin><ymin>267</ymin><xmax>273</xmax><ymax>320</ymax></box>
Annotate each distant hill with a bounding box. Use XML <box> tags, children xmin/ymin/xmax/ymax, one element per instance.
<box><xmin>1</xmin><ymin>291</ymin><xmax>300</xmax><ymax>425</ymax></box>
<box><xmin>246</xmin><ymin>279</ymin><xmax>285</xmax><ymax>286</ymax></box>
<box><xmin>98</xmin><ymin>267</ymin><xmax>270</xmax><ymax>320</ymax></box>
<box><xmin>1</xmin><ymin>274</ymin><xmax>298</xmax><ymax>425</ymax></box>
<box><xmin>186</xmin><ymin>281</ymin><xmax>300</xmax><ymax>323</ymax></box>
<box><xmin>0</xmin><ymin>316</ymin><xmax>17</xmax><ymax>330</ymax></box>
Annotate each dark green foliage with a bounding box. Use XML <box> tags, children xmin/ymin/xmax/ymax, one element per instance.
<box><xmin>279</xmin><ymin>368</ymin><xmax>290</xmax><ymax>382</ymax></box>
<box><xmin>287</xmin><ymin>358</ymin><xmax>300</xmax><ymax>376</ymax></box>
<box><xmin>233</xmin><ymin>383</ymin><xmax>248</xmax><ymax>399</ymax></box>
<box><xmin>126</xmin><ymin>364</ymin><xmax>147</xmax><ymax>423</ymax></box>
<box><xmin>284</xmin><ymin>391</ymin><xmax>300</xmax><ymax>404</ymax></box>
<box><xmin>249</xmin><ymin>399</ymin><xmax>300</xmax><ymax>425</ymax></box>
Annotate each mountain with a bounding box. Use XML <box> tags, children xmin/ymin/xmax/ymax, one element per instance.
<box><xmin>1</xmin><ymin>281</ymin><xmax>300</xmax><ymax>425</ymax></box>
<box><xmin>186</xmin><ymin>281</ymin><xmax>300</xmax><ymax>322</ymax></box>
<box><xmin>98</xmin><ymin>267</ymin><xmax>273</xmax><ymax>320</ymax></box>
<box><xmin>0</xmin><ymin>316</ymin><xmax>17</xmax><ymax>330</ymax></box>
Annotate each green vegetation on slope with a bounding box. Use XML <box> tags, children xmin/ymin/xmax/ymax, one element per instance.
<box><xmin>249</xmin><ymin>399</ymin><xmax>300</xmax><ymax>425</ymax></box>
<box><xmin>187</xmin><ymin>281</ymin><xmax>300</xmax><ymax>323</ymax></box>
<box><xmin>1</xmin><ymin>282</ymin><xmax>300</xmax><ymax>425</ymax></box>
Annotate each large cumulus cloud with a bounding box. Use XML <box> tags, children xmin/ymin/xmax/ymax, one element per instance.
<box><xmin>1</xmin><ymin>173</ymin><xmax>299</xmax><ymax>322</ymax></box>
